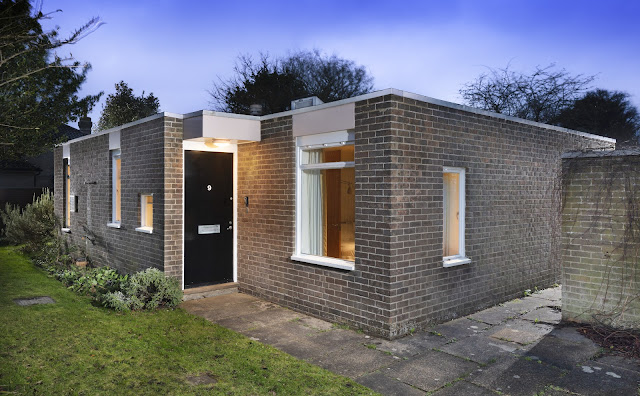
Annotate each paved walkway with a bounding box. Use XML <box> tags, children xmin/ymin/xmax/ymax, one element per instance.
<box><xmin>182</xmin><ymin>286</ymin><xmax>640</xmax><ymax>395</ymax></box>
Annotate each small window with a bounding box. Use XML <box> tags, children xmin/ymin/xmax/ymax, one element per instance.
<box><xmin>63</xmin><ymin>158</ymin><xmax>71</xmax><ymax>228</ymax></box>
<box><xmin>443</xmin><ymin>167</ymin><xmax>469</xmax><ymax>267</ymax></box>
<box><xmin>110</xmin><ymin>150</ymin><xmax>121</xmax><ymax>227</ymax></box>
<box><xmin>136</xmin><ymin>194</ymin><xmax>153</xmax><ymax>233</ymax></box>
<box><xmin>292</xmin><ymin>131</ymin><xmax>355</xmax><ymax>271</ymax></box>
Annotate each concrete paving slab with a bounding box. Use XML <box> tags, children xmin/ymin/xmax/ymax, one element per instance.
<box><xmin>489</xmin><ymin>319</ymin><xmax>554</xmax><ymax>345</ymax></box>
<box><xmin>241</xmin><ymin>320</ymin><xmax>311</xmax><ymax>347</ymax></box>
<box><xmin>467</xmin><ymin>355</ymin><xmax>564</xmax><ymax>395</ymax></box>
<box><xmin>296</xmin><ymin>316</ymin><xmax>334</xmax><ymax>331</ymax></box>
<box><xmin>521</xmin><ymin>307</ymin><xmax>562</xmax><ymax>325</ymax></box>
<box><xmin>432</xmin><ymin>317</ymin><xmax>491</xmax><ymax>340</ymax></box>
<box><xmin>595</xmin><ymin>355</ymin><xmax>640</xmax><ymax>374</ymax></box>
<box><xmin>181</xmin><ymin>291</ymin><xmax>257</xmax><ymax>311</ymax></box>
<box><xmin>502</xmin><ymin>297</ymin><xmax>550</xmax><ymax>315</ymax></box>
<box><xmin>383</xmin><ymin>350</ymin><xmax>478</xmax><ymax>392</ymax></box>
<box><xmin>309</xmin><ymin>342</ymin><xmax>399</xmax><ymax>379</ymax></box>
<box><xmin>534</xmin><ymin>286</ymin><xmax>562</xmax><ymax>301</ymax></box>
<box><xmin>373</xmin><ymin>331</ymin><xmax>449</xmax><ymax>358</ymax></box>
<box><xmin>182</xmin><ymin>293</ymin><xmax>277</xmax><ymax>321</ymax></box>
<box><xmin>439</xmin><ymin>334</ymin><xmax>520</xmax><ymax>364</ymax></box>
<box><xmin>529</xmin><ymin>295</ymin><xmax>562</xmax><ymax>309</ymax></box>
<box><xmin>306</xmin><ymin>328</ymin><xmax>367</xmax><ymax>351</ymax></box>
<box><xmin>356</xmin><ymin>372</ymin><xmax>426</xmax><ymax>395</ymax></box>
<box><xmin>547</xmin><ymin>325</ymin><xmax>594</xmax><ymax>345</ymax></box>
<box><xmin>523</xmin><ymin>334</ymin><xmax>600</xmax><ymax>370</ymax></box>
<box><xmin>430</xmin><ymin>380</ymin><xmax>498</xmax><ymax>396</ymax></box>
<box><xmin>469</xmin><ymin>305</ymin><xmax>522</xmax><ymax>326</ymax></box>
<box><xmin>235</xmin><ymin>307</ymin><xmax>303</xmax><ymax>329</ymax></box>
<box><xmin>557</xmin><ymin>362</ymin><xmax>640</xmax><ymax>396</ymax></box>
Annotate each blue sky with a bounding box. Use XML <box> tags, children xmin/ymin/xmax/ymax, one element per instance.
<box><xmin>42</xmin><ymin>0</ymin><xmax>640</xmax><ymax>128</ymax></box>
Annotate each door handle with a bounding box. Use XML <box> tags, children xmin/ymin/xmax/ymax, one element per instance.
<box><xmin>227</xmin><ymin>225</ymin><xmax>232</xmax><ymax>231</ymax></box>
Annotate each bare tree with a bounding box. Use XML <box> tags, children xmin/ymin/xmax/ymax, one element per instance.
<box><xmin>460</xmin><ymin>63</ymin><xmax>595</xmax><ymax>123</ymax></box>
<box><xmin>210</xmin><ymin>50</ymin><xmax>374</xmax><ymax>115</ymax></box>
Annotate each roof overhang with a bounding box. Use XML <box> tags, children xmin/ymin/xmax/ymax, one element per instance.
<box><xmin>183</xmin><ymin>111</ymin><xmax>261</xmax><ymax>144</ymax></box>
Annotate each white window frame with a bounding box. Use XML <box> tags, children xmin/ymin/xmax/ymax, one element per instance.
<box><xmin>62</xmin><ymin>157</ymin><xmax>71</xmax><ymax>232</ymax></box>
<box><xmin>107</xmin><ymin>149</ymin><xmax>122</xmax><ymax>228</ymax></box>
<box><xmin>291</xmin><ymin>130</ymin><xmax>356</xmax><ymax>271</ymax></box>
<box><xmin>136</xmin><ymin>194</ymin><xmax>153</xmax><ymax>234</ymax></box>
<box><xmin>443</xmin><ymin>167</ymin><xmax>470</xmax><ymax>267</ymax></box>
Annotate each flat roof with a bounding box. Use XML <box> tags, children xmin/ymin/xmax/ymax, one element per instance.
<box><xmin>62</xmin><ymin>88</ymin><xmax>615</xmax><ymax>145</ymax></box>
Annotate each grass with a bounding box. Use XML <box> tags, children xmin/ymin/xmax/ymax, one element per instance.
<box><xmin>0</xmin><ymin>246</ymin><xmax>378</xmax><ymax>395</ymax></box>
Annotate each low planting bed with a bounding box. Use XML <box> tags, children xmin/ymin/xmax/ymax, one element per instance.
<box><xmin>0</xmin><ymin>246</ymin><xmax>376</xmax><ymax>395</ymax></box>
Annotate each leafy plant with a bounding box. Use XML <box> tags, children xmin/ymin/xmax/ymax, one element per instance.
<box><xmin>69</xmin><ymin>267</ymin><xmax>126</xmax><ymax>297</ymax></box>
<box><xmin>102</xmin><ymin>268</ymin><xmax>182</xmax><ymax>311</ymax></box>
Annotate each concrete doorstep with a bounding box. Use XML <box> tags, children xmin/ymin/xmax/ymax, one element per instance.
<box><xmin>181</xmin><ymin>286</ymin><xmax>640</xmax><ymax>396</ymax></box>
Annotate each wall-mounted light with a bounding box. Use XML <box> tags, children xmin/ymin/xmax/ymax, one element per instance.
<box><xmin>204</xmin><ymin>139</ymin><xmax>231</xmax><ymax>149</ymax></box>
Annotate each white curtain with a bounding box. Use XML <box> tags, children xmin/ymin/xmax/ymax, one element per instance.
<box><xmin>301</xmin><ymin>150</ymin><xmax>323</xmax><ymax>256</ymax></box>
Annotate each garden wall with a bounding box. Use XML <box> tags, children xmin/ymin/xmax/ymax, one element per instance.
<box><xmin>562</xmin><ymin>150</ymin><xmax>640</xmax><ymax>329</ymax></box>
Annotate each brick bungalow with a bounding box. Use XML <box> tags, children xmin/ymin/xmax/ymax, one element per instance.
<box><xmin>54</xmin><ymin>89</ymin><xmax>614</xmax><ymax>338</ymax></box>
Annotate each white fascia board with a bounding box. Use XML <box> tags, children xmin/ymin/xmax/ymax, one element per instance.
<box><xmin>184</xmin><ymin>112</ymin><xmax>260</xmax><ymax>142</ymax></box>
<box><xmin>62</xmin><ymin>112</ymin><xmax>183</xmax><ymax>145</ymax></box>
<box><xmin>260</xmin><ymin>87</ymin><xmax>614</xmax><ymax>144</ymax></box>
<box><xmin>62</xmin><ymin>143</ymin><xmax>70</xmax><ymax>159</ymax></box>
<box><xmin>399</xmin><ymin>91</ymin><xmax>616</xmax><ymax>144</ymax></box>
<box><xmin>108</xmin><ymin>130</ymin><xmax>121</xmax><ymax>150</ymax></box>
<box><xmin>293</xmin><ymin>103</ymin><xmax>355</xmax><ymax>137</ymax></box>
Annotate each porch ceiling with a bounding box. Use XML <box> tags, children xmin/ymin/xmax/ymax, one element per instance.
<box><xmin>183</xmin><ymin>111</ymin><xmax>261</xmax><ymax>144</ymax></box>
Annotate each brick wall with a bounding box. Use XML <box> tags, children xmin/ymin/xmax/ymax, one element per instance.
<box><xmin>381</xmin><ymin>95</ymin><xmax>611</xmax><ymax>336</ymax></box>
<box><xmin>562</xmin><ymin>152</ymin><xmax>640</xmax><ymax>329</ymax></box>
<box><xmin>237</xmin><ymin>95</ymin><xmax>612</xmax><ymax>339</ymax></box>
<box><xmin>163</xmin><ymin>117</ymin><xmax>184</xmax><ymax>283</ymax></box>
<box><xmin>237</xmin><ymin>116</ymin><xmax>394</xmax><ymax>336</ymax></box>
<box><xmin>54</xmin><ymin>116</ymin><xmax>181</xmax><ymax>276</ymax></box>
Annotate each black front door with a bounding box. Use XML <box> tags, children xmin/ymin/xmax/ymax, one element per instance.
<box><xmin>184</xmin><ymin>151</ymin><xmax>233</xmax><ymax>287</ymax></box>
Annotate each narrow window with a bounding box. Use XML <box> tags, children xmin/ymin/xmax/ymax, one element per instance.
<box><xmin>112</xmin><ymin>150</ymin><xmax>121</xmax><ymax>225</ymax></box>
<box><xmin>293</xmin><ymin>131</ymin><xmax>356</xmax><ymax>270</ymax></box>
<box><xmin>63</xmin><ymin>158</ymin><xmax>71</xmax><ymax>228</ymax></box>
<box><xmin>443</xmin><ymin>167</ymin><xmax>469</xmax><ymax>266</ymax></box>
<box><xmin>137</xmin><ymin>194</ymin><xmax>153</xmax><ymax>233</ymax></box>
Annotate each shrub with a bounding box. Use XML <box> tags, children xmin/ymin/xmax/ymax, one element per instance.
<box><xmin>102</xmin><ymin>268</ymin><xmax>182</xmax><ymax>311</ymax></box>
<box><xmin>31</xmin><ymin>237</ymin><xmax>74</xmax><ymax>271</ymax></box>
<box><xmin>69</xmin><ymin>267</ymin><xmax>126</xmax><ymax>297</ymax></box>
<box><xmin>100</xmin><ymin>291</ymin><xmax>130</xmax><ymax>312</ymax></box>
<box><xmin>0</xmin><ymin>190</ymin><xmax>58</xmax><ymax>252</ymax></box>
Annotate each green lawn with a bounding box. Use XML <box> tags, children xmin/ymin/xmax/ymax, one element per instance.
<box><xmin>0</xmin><ymin>246</ymin><xmax>377</xmax><ymax>395</ymax></box>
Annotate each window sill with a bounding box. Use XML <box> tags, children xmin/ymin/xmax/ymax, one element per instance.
<box><xmin>291</xmin><ymin>254</ymin><xmax>354</xmax><ymax>271</ymax></box>
<box><xmin>61</xmin><ymin>228</ymin><xmax>71</xmax><ymax>233</ymax></box>
<box><xmin>107</xmin><ymin>222</ymin><xmax>121</xmax><ymax>229</ymax></box>
<box><xmin>443</xmin><ymin>256</ymin><xmax>471</xmax><ymax>268</ymax></box>
<box><xmin>135</xmin><ymin>226</ymin><xmax>153</xmax><ymax>234</ymax></box>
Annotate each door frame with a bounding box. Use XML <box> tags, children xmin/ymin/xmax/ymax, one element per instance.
<box><xmin>182</xmin><ymin>140</ymin><xmax>238</xmax><ymax>290</ymax></box>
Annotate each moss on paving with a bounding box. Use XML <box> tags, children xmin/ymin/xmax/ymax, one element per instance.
<box><xmin>0</xmin><ymin>246</ymin><xmax>378</xmax><ymax>395</ymax></box>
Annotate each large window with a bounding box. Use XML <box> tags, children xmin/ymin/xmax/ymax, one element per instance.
<box><xmin>443</xmin><ymin>167</ymin><xmax>469</xmax><ymax>267</ymax></box>
<box><xmin>63</xmin><ymin>158</ymin><xmax>71</xmax><ymax>228</ymax></box>
<box><xmin>109</xmin><ymin>149</ymin><xmax>121</xmax><ymax>227</ymax></box>
<box><xmin>293</xmin><ymin>132</ymin><xmax>355</xmax><ymax>270</ymax></box>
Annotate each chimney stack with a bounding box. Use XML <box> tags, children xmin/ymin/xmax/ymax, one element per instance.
<box><xmin>78</xmin><ymin>116</ymin><xmax>92</xmax><ymax>135</ymax></box>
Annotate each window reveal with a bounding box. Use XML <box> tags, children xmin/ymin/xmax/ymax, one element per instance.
<box><xmin>301</xmin><ymin>144</ymin><xmax>355</xmax><ymax>261</ymax></box>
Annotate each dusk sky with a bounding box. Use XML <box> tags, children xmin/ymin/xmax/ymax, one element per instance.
<box><xmin>43</xmin><ymin>0</ymin><xmax>640</xmax><ymax>129</ymax></box>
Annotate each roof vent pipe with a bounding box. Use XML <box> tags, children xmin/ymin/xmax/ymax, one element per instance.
<box><xmin>249</xmin><ymin>104</ymin><xmax>263</xmax><ymax>116</ymax></box>
<box><xmin>291</xmin><ymin>96</ymin><xmax>324</xmax><ymax>110</ymax></box>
